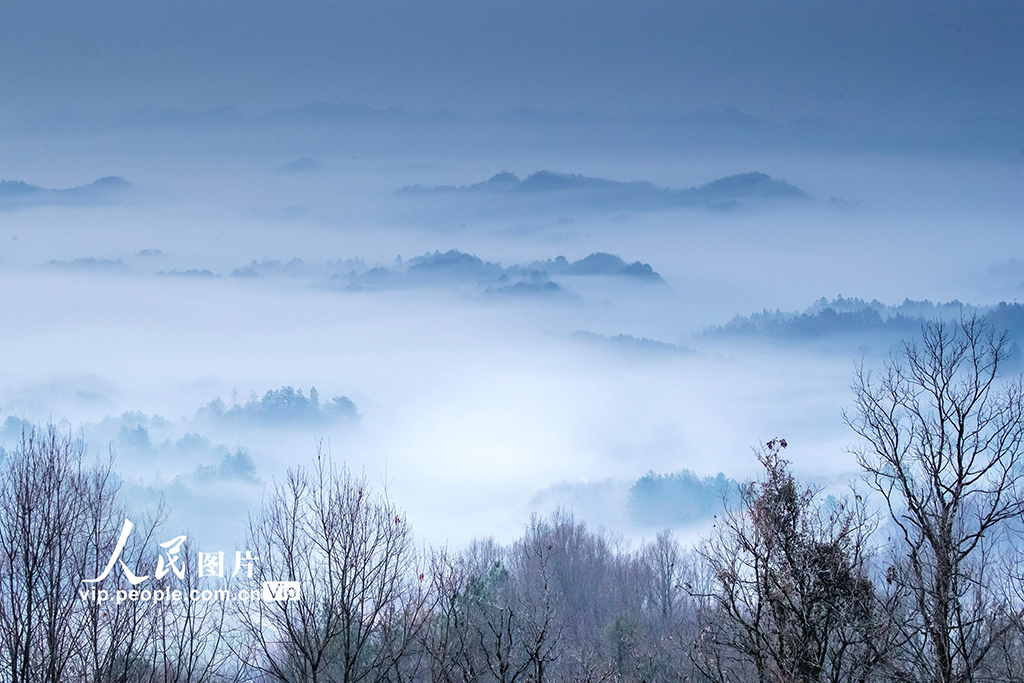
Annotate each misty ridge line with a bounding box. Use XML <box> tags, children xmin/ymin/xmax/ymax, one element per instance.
<box><xmin>705</xmin><ymin>296</ymin><xmax>1024</xmax><ymax>341</ymax></box>
<box><xmin>397</xmin><ymin>169</ymin><xmax>805</xmax><ymax>212</ymax></box>
<box><xmin>26</xmin><ymin>241</ymin><xmax>1024</xmax><ymax>359</ymax></box>
<box><xmin>567</xmin><ymin>295</ymin><xmax>1024</xmax><ymax>363</ymax></box>
<box><xmin>0</xmin><ymin>175</ymin><xmax>131</xmax><ymax>208</ymax></box>
<box><xmin>7</xmin><ymin>101</ymin><xmax>1024</xmax><ymax>159</ymax></box>
<box><xmin>0</xmin><ymin>166</ymin><xmax>814</xmax><ymax>216</ymax></box>
<box><xmin>571</xmin><ymin>331</ymin><xmax>695</xmax><ymax>357</ymax></box>
<box><xmin>27</xmin><ymin>242</ymin><xmax>1024</xmax><ymax>347</ymax></box>
<box><xmin>36</xmin><ymin>250</ymin><xmax>667</xmax><ymax>303</ymax></box>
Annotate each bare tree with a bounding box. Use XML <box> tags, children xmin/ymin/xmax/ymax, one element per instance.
<box><xmin>528</xmin><ymin>512</ymin><xmax>616</xmax><ymax>683</ymax></box>
<box><xmin>460</xmin><ymin>540</ymin><xmax>532</xmax><ymax>683</ymax></box>
<box><xmin>0</xmin><ymin>424</ymin><xmax>172</xmax><ymax>683</ymax></box>
<box><xmin>0</xmin><ymin>426</ymin><xmax>90</xmax><ymax>683</ymax></box>
<box><xmin>643</xmin><ymin>529</ymin><xmax>686</xmax><ymax>623</ymax></box>
<box><xmin>240</xmin><ymin>451</ymin><xmax>427</xmax><ymax>683</ymax></box>
<box><xmin>425</xmin><ymin>532</ymin><xmax>561</xmax><ymax>683</ymax></box>
<box><xmin>150</xmin><ymin>543</ymin><xmax>239</xmax><ymax>683</ymax></box>
<box><xmin>420</xmin><ymin>548</ymin><xmax>472</xmax><ymax>683</ymax></box>
<box><xmin>75</xmin><ymin>464</ymin><xmax>167</xmax><ymax>683</ymax></box>
<box><xmin>847</xmin><ymin>317</ymin><xmax>1024</xmax><ymax>683</ymax></box>
<box><xmin>692</xmin><ymin>439</ymin><xmax>887</xmax><ymax>683</ymax></box>
<box><xmin>509</xmin><ymin>518</ymin><xmax>563</xmax><ymax>683</ymax></box>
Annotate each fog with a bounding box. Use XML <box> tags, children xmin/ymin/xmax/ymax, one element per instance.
<box><xmin>0</xmin><ymin>118</ymin><xmax>1020</xmax><ymax>551</ymax></box>
<box><xmin>1</xmin><ymin>1</ymin><xmax>1023</xmax><ymax>554</ymax></box>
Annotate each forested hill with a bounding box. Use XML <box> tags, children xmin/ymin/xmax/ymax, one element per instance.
<box><xmin>706</xmin><ymin>297</ymin><xmax>1024</xmax><ymax>342</ymax></box>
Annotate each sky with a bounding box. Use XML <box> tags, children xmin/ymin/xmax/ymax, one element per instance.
<box><xmin>1</xmin><ymin>0</ymin><xmax>1022</xmax><ymax>126</ymax></box>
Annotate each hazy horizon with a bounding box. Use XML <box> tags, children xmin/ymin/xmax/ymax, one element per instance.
<box><xmin>2</xmin><ymin>0</ymin><xmax>1024</xmax><ymax>127</ymax></box>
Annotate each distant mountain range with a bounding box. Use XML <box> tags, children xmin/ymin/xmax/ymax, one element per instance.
<box><xmin>0</xmin><ymin>176</ymin><xmax>131</xmax><ymax>208</ymax></box>
<box><xmin>6</xmin><ymin>103</ymin><xmax>780</xmax><ymax>132</ymax></box>
<box><xmin>8</xmin><ymin>102</ymin><xmax>1024</xmax><ymax>160</ymax></box>
<box><xmin>398</xmin><ymin>170</ymin><xmax>806</xmax><ymax>211</ymax></box>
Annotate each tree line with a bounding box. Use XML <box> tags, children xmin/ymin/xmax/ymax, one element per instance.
<box><xmin>3</xmin><ymin>317</ymin><xmax>1024</xmax><ymax>683</ymax></box>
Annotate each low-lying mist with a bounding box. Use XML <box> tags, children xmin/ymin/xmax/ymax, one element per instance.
<box><xmin>1</xmin><ymin>120</ymin><xmax>1022</xmax><ymax>549</ymax></box>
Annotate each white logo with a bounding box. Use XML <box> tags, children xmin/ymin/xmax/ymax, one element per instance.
<box><xmin>262</xmin><ymin>581</ymin><xmax>301</xmax><ymax>601</ymax></box>
<box><xmin>83</xmin><ymin>519</ymin><xmax>260</xmax><ymax>585</ymax></box>
<box><xmin>77</xmin><ymin>519</ymin><xmax>293</xmax><ymax>603</ymax></box>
